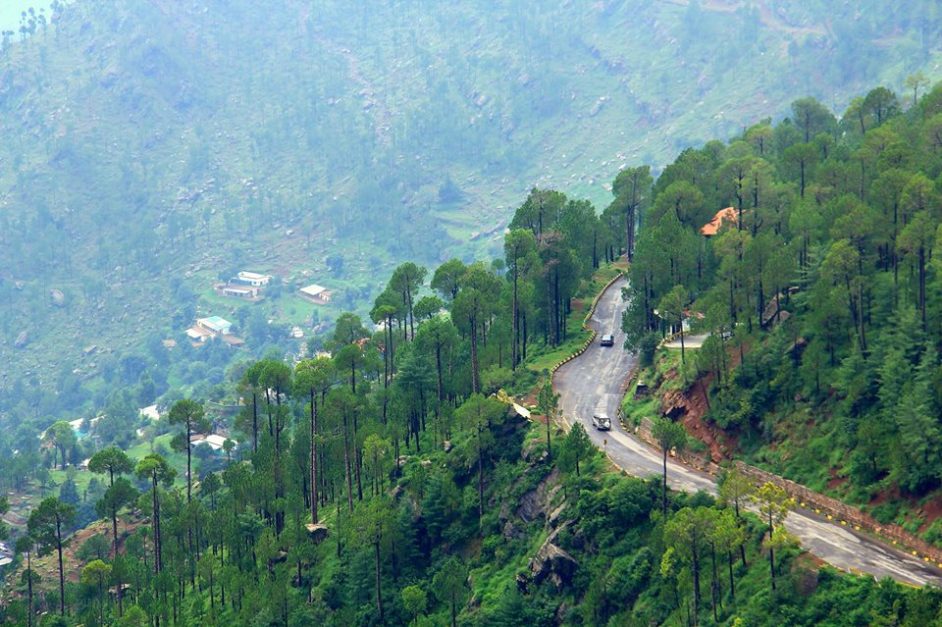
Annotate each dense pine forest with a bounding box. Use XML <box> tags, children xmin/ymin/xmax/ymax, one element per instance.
<box><xmin>8</xmin><ymin>81</ymin><xmax>942</xmax><ymax>625</ymax></box>
<box><xmin>623</xmin><ymin>81</ymin><xmax>942</xmax><ymax>539</ymax></box>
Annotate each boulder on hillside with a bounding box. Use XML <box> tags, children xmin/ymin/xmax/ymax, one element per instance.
<box><xmin>50</xmin><ymin>288</ymin><xmax>66</xmax><ymax>307</ymax></box>
<box><xmin>14</xmin><ymin>331</ymin><xmax>28</xmax><ymax>349</ymax></box>
<box><xmin>530</xmin><ymin>540</ymin><xmax>578</xmax><ymax>589</ymax></box>
<box><xmin>305</xmin><ymin>523</ymin><xmax>329</xmax><ymax>543</ymax></box>
<box><xmin>516</xmin><ymin>467</ymin><xmax>561</xmax><ymax>523</ymax></box>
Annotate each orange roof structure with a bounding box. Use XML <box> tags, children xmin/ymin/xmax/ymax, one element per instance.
<box><xmin>700</xmin><ymin>207</ymin><xmax>738</xmax><ymax>236</ymax></box>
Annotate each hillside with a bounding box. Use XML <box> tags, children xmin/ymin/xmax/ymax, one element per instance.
<box><xmin>7</xmin><ymin>90</ymin><xmax>942</xmax><ymax>621</ymax></box>
<box><xmin>2</xmin><ymin>0</ymin><xmax>942</xmax><ymax>423</ymax></box>
<box><xmin>620</xmin><ymin>77</ymin><xmax>942</xmax><ymax>553</ymax></box>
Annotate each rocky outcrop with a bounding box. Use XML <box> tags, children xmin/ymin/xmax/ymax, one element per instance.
<box><xmin>516</xmin><ymin>468</ymin><xmax>561</xmax><ymax>523</ymax></box>
<box><xmin>530</xmin><ymin>536</ymin><xmax>578</xmax><ymax>589</ymax></box>
<box><xmin>305</xmin><ymin>523</ymin><xmax>329</xmax><ymax>543</ymax></box>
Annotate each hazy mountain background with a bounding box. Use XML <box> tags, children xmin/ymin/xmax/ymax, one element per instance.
<box><xmin>1</xmin><ymin>0</ymin><xmax>941</xmax><ymax>422</ymax></box>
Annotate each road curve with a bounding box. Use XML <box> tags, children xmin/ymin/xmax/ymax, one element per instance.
<box><xmin>554</xmin><ymin>276</ymin><xmax>942</xmax><ymax>587</ymax></box>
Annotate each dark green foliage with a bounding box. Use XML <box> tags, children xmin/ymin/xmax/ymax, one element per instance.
<box><xmin>622</xmin><ymin>80</ymin><xmax>942</xmax><ymax>515</ymax></box>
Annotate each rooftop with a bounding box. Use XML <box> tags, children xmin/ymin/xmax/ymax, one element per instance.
<box><xmin>238</xmin><ymin>271</ymin><xmax>270</xmax><ymax>281</ymax></box>
<box><xmin>300</xmin><ymin>284</ymin><xmax>328</xmax><ymax>297</ymax></box>
<box><xmin>197</xmin><ymin>316</ymin><xmax>233</xmax><ymax>333</ymax></box>
<box><xmin>700</xmin><ymin>207</ymin><xmax>738</xmax><ymax>236</ymax></box>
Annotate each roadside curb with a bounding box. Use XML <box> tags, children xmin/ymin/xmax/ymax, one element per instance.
<box><xmin>627</xmin><ymin>387</ymin><xmax>942</xmax><ymax>571</ymax></box>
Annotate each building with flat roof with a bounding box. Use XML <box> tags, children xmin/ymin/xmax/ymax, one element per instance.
<box><xmin>235</xmin><ymin>271</ymin><xmax>272</xmax><ymax>287</ymax></box>
<box><xmin>221</xmin><ymin>285</ymin><xmax>260</xmax><ymax>299</ymax></box>
<box><xmin>197</xmin><ymin>316</ymin><xmax>233</xmax><ymax>336</ymax></box>
<box><xmin>299</xmin><ymin>284</ymin><xmax>333</xmax><ymax>304</ymax></box>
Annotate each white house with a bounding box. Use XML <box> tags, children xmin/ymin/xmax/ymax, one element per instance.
<box><xmin>196</xmin><ymin>316</ymin><xmax>233</xmax><ymax>336</ymax></box>
<box><xmin>191</xmin><ymin>434</ymin><xmax>231</xmax><ymax>452</ymax></box>
<box><xmin>299</xmin><ymin>284</ymin><xmax>332</xmax><ymax>304</ymax></box>
<box><xmin>236</xmin><ymin>271</ymin><xmax>272</xmax><ymax>287</ymax></box>
<box><xmin>222</xmin><ymin>285</ymin><xmax>260</xmax><ymax>299</ymax></box>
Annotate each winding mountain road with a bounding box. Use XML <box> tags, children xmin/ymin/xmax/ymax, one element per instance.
<box><xmin>554</xmin><ymin>276</ymin><xmax>942</xmax><ymax>587</ymax></box>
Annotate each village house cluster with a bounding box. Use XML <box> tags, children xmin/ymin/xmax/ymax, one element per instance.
<box><xmin>214</xmin><ymin>271</ymin><xmax>273</xmax><ymax>301</ymax></box>
<box><xmin>183</xmin><ymin>270</ymin><xmax>336</xmax><ymax>349</ymax></box>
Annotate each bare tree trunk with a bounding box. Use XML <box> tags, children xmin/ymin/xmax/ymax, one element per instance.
<box><xmin>310</xmin><ymin>391</ymin><xmax>318</xmax><ymax>523</ymax></box>
<box><xmin>343</xmin><ymin>414</ymin><xmax>354</xmax><ymax>512</ymax></box>
<box><xmin>374</xmin><ymin>540</ymin><xmax>385</xmax><ymax>621</ymax></box>
<box><xmin>56</xmin><ymin>518</ymin><xmax>65</xmax><ymax>616</ymax></box>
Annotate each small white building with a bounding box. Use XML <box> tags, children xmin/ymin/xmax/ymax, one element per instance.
<box><xmin>236</xmin><ymin>271</ymin><xmax>272</xmax><ymax>287</ymax></box>
<box><xmin>191</xmin><ymin>434</ymin><xmax>230</xmax><ymax>451</ymax></box>
<box><xmin>299</xmin><ymin>284</ymin><xmax>333</xmax><ymax>304</ymax></box>
<box><xmin>196</xmin><ymin>316</ymin><xmax>233</xmax><ymax>336</ymax></box>
<box><xmin>222</xmin><ymin>285</ymin><xmax>260</xmax><ymax>299</ymax></box>
<box><xmin>187</xmin><ymin>327</ymin><xmax>213</xmax><ymax>343</ymax></box>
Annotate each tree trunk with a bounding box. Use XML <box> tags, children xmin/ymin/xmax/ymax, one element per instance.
<box><xmin>522</xmin><ymin>311</ymin><xmax>528</xmax><ymax>361</ymax></box>
<box><xmin>343</xmin><ymin>414</ymin><xmax>354</xmax><ymax>512</ymax></box>
<box><xmin>374</xmin><ymin>540</ymin><xmax>384</xmax><ymax>622</ymax></box>
<box><xmin>799</xmin><ymin>160</ymin><xmax>806</xmax><ymax>198</ymax></box>
<box><xmin>469</xmin><ymin>315</ymin><xmax>480</xmax><ymax>394</ymax></box>
<box><xmin>252</xmin><ymin>392</ymin><xmax>258</xmax><ymax>453</ymax></box>
<box><xmin>919</xmin><ymin>246</ymin><xmax>927</xmax><ymax>330</ymax></box>
<box><xmin>477</xmin><ymin>427</ymin><xmax>485</xmax><ymax>526</ymax></box>
<box><xmin>56</xmin><ymin>517</ymin><xmax>65</xmax><ymax>616</ymax></box>
<box><xmin>553</xmin><ymin>270</ymin><xmax>561</xmax><ymax>346</ymax></box>
<box><xmin>662</xmin><ymin>447</ymin><xmax>669</xmax><ymax>515</ymax></box>
<box><xmin>711</xmin><ymin>543</ymin><xmax>720</xmax><ymax>620</ymax></box>
<box><xmin>546</xmin><ymin>411</ymin><xmax>552</xmax><ymax>461</ymax></box>
<box><xmin>310</xmin><ymin>390</ymin><xmax>318</xmax><ymax>523</ymax></box>
<box><xmin>152</xmin><ymin>474</ymin><xmax>161</xmax><ymax>574</ymax></box>
<box><xmin>768</xmin><ymin>511</ymin><xmax>776</xmax><ymax>591</ymax></box>
<box><xmin>511</xmin><ymin>266</ymin><xmax>518</xmax><ymax>370</ymax></box>
<box><xmin>26</xmin><ymin>551</ymin><xmax>33</xmax><ymax>627</ymax></box>
<box><xmin>692</xmin><ymin>540</ymin><xmax>701</xmax><ymax>621</ymax></box>
<box><xmin>186</xmin><ymin>420</ymin><xmax>192</xmax><ymax>502</ymax></box>
<box><xmin>435</xmin><ymin>343</ymin><xmax>444</xmax><ymax>403</ymax></box>
<box><xmin>355</xmin><ymin>447</ymin><xmax>364</xmax><ymax>502</ymax></box>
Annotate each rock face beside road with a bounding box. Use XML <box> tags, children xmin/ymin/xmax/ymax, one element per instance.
<box><xmin>554</xmin><ymin>275</ymin><xmax>942</xmax><ymax>587</ymax></box>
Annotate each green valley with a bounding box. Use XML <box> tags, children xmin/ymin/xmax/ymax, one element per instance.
<box><xmin>2</xmin><ymin>0</ymin><xmax>942</xmax><ymax>427</ymax></box>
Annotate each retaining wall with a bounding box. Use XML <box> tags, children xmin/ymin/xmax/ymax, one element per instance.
<box><xmin>630</xmin><ymin>417</ymin><xmax>942</xmax><ymax>567</ymax></box>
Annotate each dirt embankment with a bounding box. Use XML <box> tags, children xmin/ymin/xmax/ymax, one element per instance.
<box><xmin>659</xmin><ymin>372</ymin><xmax>736</xmax><ymax>464</ymax></box>
<box><xmin>648</xmin><ymin>349</ymin><xmax>942</xmax><ymax>564</ymax></box>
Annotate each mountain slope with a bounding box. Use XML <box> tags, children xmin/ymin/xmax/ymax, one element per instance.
<box><xmin>1</xmin><ymin>0</ymin><xmax>942</xmax><ymax>420</ymax></box>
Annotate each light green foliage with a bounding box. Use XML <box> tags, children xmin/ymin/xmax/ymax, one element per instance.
<box><xmin>401</xmin><ymin>584</ymin><xmax>428</xmax><ymax>624</ymax></box>
<box><xmin>717</xmin><ymin>467</ymin><xmax>754</xmax><ymax>517</ymax></box>
<box><xmin>559</xmin><ymin>423</ymin><xmax>593</xmax><ymax>476</ymax></box>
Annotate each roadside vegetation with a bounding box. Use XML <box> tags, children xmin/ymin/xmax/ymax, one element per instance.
<box><xmin>622</xmin><ymin>79</ymin><xmax>942</xmax><ymax>547</ymax></box>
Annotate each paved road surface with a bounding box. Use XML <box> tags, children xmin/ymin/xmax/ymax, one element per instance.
<box><xmin>554</xmin><ymin>276</ymin><xmax>942</xmax><ymax>587</ymax></box>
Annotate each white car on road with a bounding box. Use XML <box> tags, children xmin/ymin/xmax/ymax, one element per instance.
<box><xmin>591</xmin><ymin>413</ymin><xmax>612</xmax><ymax>430</ymax></box>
